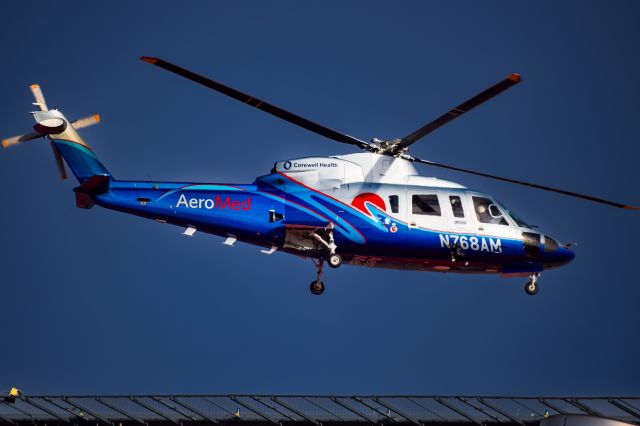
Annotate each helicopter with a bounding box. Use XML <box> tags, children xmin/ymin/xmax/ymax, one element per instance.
<box><xmin>3</xmin><ymin>57</ymin><xmax>638</xmax><ymax>296</ymax></box>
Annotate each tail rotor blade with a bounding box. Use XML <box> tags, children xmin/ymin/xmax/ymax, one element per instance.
<box><xmin>2</xmin><ymin>132</ymin><xmax>42</xmax><ymax>148</ymax></box>
<box><xmin>409</xmin><ymin>155</ymin><xmax>640</xmax><ymax>210</ymax></box>
<box><xmin>30</xmin><ymin>84</ymin><xmax>48</xmax><ymax>111</ymax></box>
<box><xmin>49</xmin><ymin>142</ymin><xmax>68</xmax><ymax>180</ymax></box>
<box><xmin>71</xmin><ymin>114</ymin><xmax>101</xmax><ymax>130</ymax></box>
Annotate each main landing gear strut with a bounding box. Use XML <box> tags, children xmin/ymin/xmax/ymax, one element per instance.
<box><xmin>309</xmin><ymin>254</ymin><xmax>342</xmax><ymax>296</ymax></box>
<box><xmin>309</xmin><ymin>224</ymin><xmax>342</xmax><ymax>269</ymax></box>
<box><xmin>525</xmin><ymin>273</ymin><xmax>540</xmax><ymax>295</ymax></box>
<box><xmin>307</xmin><ymin>224</ymin><xmax>342</xmax><ymax>295</ymax></box>
<box><xmin>309</xmin><ymin>252</ymin><xmax>344</xmax><ymax>296</ymax></box>
<box><xmin>309</xmin><ymin>253</ymin><xmax>345</xmax><ymax>296</ymax></box>
<box><xmin>310</xmin><ymin>259</ymin><xmax>325</xmax><ymax>295</ymax></box>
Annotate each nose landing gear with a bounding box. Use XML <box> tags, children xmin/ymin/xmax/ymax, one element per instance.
<box><xmin>524</xmin><ymin>273</ymin><xmax>540</xmax><ymax>295</ymax></box>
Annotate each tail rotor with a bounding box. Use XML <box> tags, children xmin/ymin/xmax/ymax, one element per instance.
<box><xmin>2</xmin><ymin>84</ymin><xmax>101</xmax><ymax>179</ymax></box>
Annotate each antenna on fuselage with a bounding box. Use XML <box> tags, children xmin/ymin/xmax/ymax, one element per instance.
<box><xmin>146</xmin><ymin>174</ymin><xmax>159</xmax><ymax>190</ymax></box>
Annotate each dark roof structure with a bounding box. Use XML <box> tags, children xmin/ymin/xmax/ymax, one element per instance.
<box><xmin>1</xmin><ymin>395</ymin><xmax>639</xmax><ymax>426</ymax></box>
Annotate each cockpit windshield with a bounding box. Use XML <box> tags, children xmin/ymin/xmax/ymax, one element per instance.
<box><xmin>472</xmin><ymin>196</ymin><xmax>534</xmax><ymax>229</ymax></box>
<box><xmin>500</xmin><ymin>202</ymin><xmax>533</xmax><ymax>229</ymax></box>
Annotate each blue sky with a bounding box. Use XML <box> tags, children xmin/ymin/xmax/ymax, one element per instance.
<box><xmin>0</xmin><ymin>1</ymin><xmax>639</xmax><ymax>395</ymax></box>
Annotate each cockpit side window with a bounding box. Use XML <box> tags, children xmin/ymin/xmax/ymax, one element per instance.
<box><xmin>472</xmin><ymin>196</ymin><xmax>508</xmax><ymax>225</ymax></box>
<box><xmin>449</xmin><ymin>195</ymin><xmax>465</xmax><ymax>218</ymax></box>
<box><xmin>412</xmin><ymin>194</ymin><xmax>441</xmax><ymax>216</ymax></box>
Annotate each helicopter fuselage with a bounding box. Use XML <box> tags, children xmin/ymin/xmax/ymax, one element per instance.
<box><xmin>93</xmin><ymin>152</ymin><xmax>574</xmax><ymax>276</ymax></box>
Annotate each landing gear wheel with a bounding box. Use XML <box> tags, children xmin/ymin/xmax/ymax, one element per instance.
<box><xmin>310</xmin><ymin>281</ymin><xmax>325</xmax><ymax>295</ymax></box>
<box><xmin>328</xmin><ymin>254</ymin><xmax>342</xmax><ymax>268</ymax></box>
<box><xmin>525</xmin><ymin>279</ymin><xmax>539</xmax><ymax>296</ymax></box>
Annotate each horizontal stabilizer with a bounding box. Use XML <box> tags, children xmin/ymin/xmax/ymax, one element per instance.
<box><xmin>73</xmin><ymin>175</ymin><xmax>110</xmax><ymax>209</ymax></box>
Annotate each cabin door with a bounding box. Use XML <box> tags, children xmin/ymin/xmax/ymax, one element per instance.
<box><xmin>443</xmin><ymin>193</ymin><xmax>474</xmax><ymax>234</ymax></box>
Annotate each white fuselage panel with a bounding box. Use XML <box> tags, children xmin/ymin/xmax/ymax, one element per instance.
<box><xmin>273</xmin><ymin>152</ymin><xmax>465</xmax><ymax>189</ymax></box>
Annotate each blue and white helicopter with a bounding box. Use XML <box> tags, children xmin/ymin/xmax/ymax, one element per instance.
<box><xmin>4</xmin><ymin>57</ymin><xmax>638</xmax><ymax>296</ymax></box>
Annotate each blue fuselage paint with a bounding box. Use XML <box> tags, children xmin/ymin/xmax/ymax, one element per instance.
<box><xmin>93</xmin><ymin>174</ymin><xmax>574</xmax><ymax>275</ymax></box>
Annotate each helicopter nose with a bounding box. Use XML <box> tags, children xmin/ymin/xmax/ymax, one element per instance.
<box><xmin>542</xmin><ymin>246</ymin><xmax>574</xmax><ymax>268</ymax></box>
<box><xmin>558</xmin><ymin>246</ymin><xmax>575</xmax><ymax>265</ymax></box>
<box><xmin>541</xmin><ymin>235</ymin><xmax>575</xmax><ymax>267</ymax></box>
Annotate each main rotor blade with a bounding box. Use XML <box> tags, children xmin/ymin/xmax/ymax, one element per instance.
<box><xmin>30</xmin><ymin>84</ymin><xmax>48</xmax><ymax>111</ymax></box>
<box><xmin>410</xmin><ymin>156</ymin><xmax>640</xmax><ymax>210</ymax></box>
<box><xmin>140</xmin><ymin>56</ymin><xmax>372</xmax><ymax>150</ymax></box>
<box><xmin>390</xmin><ymin>74</ymin><xmax>521</xmax><ymax>154</ymax></box>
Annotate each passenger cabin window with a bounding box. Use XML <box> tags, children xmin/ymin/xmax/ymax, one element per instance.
<box><xmin>472</xmin><ymin>196</ymin><xmax>508</xmax><ymax>225</ymax></box>
<box><xmin>449</xmin><ymin>195</ymin><xmax>465</xmax><ymax>218</ymax></box>
<box><xmin>389</xmin><ymin>195</ymin><xmax>399</xmax><ymax>214</ymax></box>
<box><xmin>412</xmin><ymin>194</ymin><xmax>441</xmax><ymax>216</ymax></box>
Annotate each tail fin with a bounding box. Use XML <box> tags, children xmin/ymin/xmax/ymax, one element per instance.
<box><xmin>49</xmin><ymin>121</ymin><xmax>111</xmax><ymax>182</ymax></box>
<box><xmin>2</xmin><ymin>84</ymin><xmax>111</xmax><ymax>183</ymax></box>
